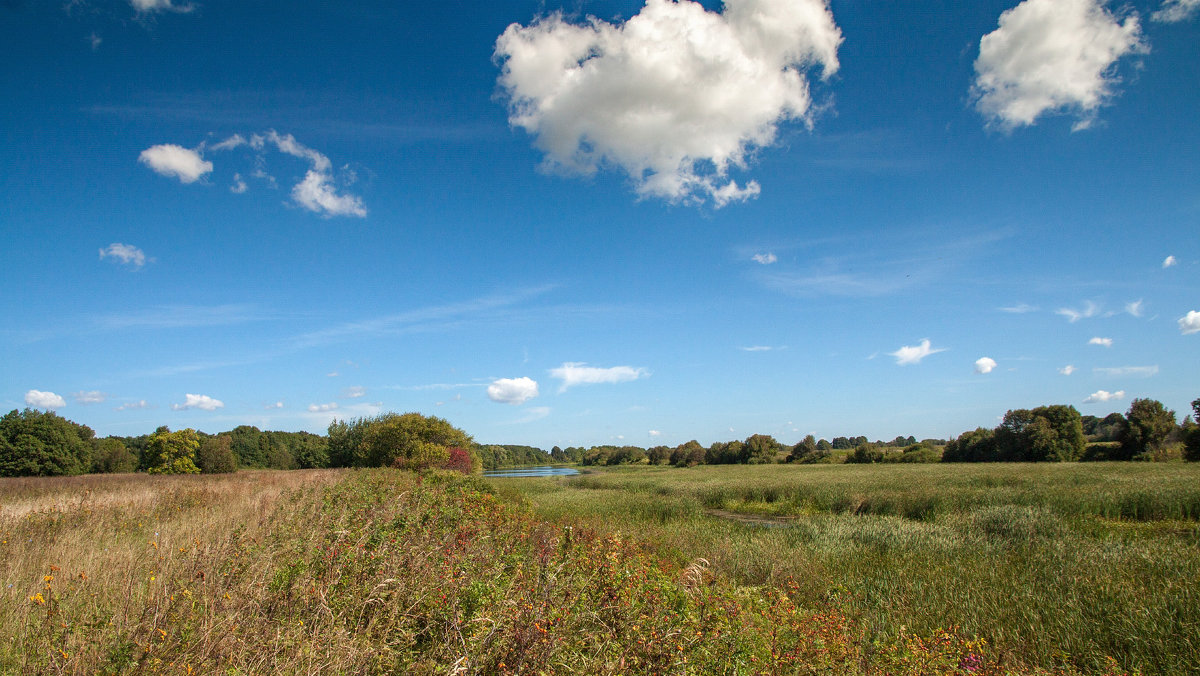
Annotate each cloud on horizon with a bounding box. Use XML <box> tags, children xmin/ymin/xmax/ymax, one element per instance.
<box><xmin>25</xmin><ymin>389</ymin><xmax>66</xmax><ymax>409</ymax></box>
<box><xmin>1094</xmin><ymin>365</ymin><xmax>1158</xmax><ymax>377</ymax></box>
<box><xmin>1084</xmin><ymin>389</ymin><xmax>1125</xmax><ymax>403</ymax></box>
<box><xmin>72</xmin><ymin>390</ymin><xmax>107</xmax><ymax>404</ymax></box>
<box><xmin>495</xmin><ymin>0</ymin><xmax>843</xmax><ymax>207</ymax></box>
<box><xmin>171</xmin><ymin>393</ymin><xmax>224</xmax><ymax>411</ymax></box>
<box><xmin>972</xmin><ymin>0</ymin><xmax>1145</xmax><ymax>131</ymax></box>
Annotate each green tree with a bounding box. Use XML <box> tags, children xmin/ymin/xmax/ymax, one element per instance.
<box><xmin>1183</xmin><ymin>398</ymin><xmax>1200</xmax><ymax>462</ymax></box>
<box><xmin>846</xmin><ymin>443</ymin><xmax>884</xmax><ymax>464</ymax></box>
<box><xmin>942</xmin><ymin>428</ymin><xmax>998</xmax><ymax>463</ymax></box>
<box><xmin>670</xmin><ymin>440</ymin><xmax>706</xmax><ymax>467</ymax></box>
<box><xmin>0</xmin><ymin>408</ymin><xmax>95</xmax><ymax>477</ymax></box>
<box><xmin>994</xmin><ymin>405</ymin><xmax>1085</xmax><ymax>462</ymax></box>
<box><xmin>144</xmin><ymin>427</ymin><xmax>201</xmax><ymax>474</ymax></box>
<box><xmin>1118</xmin><ymin>398</ymin><xmax>1177</xmax><ymax>460</ymax></box>
<box><xmin>743</xmin><ymin>434</ymin><xmax>781</xmax><ymax>464</ymax></box>
<box><xmin>196</xmin><ymin>435</ymin><xmax>237</xmax><ymax>474</ymax></box>
<box><xmin>787</xmin><ymin>435</ymin><xmax>818</xmax><ymax>463</ymax></box>
<box><xmin>357</xmin><ymin>412</ymin><xmax>472</xmax><ymax>470</ymax></box>
<box><xmin>92</xmin><ymin>437</ymin><xmax>137</xmax><ymax>473</ymax></box>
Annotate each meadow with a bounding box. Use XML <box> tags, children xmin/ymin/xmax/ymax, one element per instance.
<box><xmin>0</xmin><ymin>464</ymin><xmax>1193</xmax><ymax>674</ymax></box>
<box><xmin>493</xmin><ymin>462</ymin><xmax>1200</xmax><ymax>675</ymax></box>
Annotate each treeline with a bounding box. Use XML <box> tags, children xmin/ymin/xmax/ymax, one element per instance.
<box><xmin>0</xmin><ymin>409</ymin><xmax>549</xmax><ymax>478</ymax></box>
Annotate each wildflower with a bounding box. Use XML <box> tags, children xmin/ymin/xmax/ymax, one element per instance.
<box><xmin>30</xmin><ymin>593</ymin><xmax>46</xmax><ymax>605</ymax></box>
<box><xmin>43</xmin><ymin>575</ymin><xmax>53</xmax><ymax>583</ymax></box>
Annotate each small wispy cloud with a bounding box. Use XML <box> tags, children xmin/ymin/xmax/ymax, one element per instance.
<box><xmin>889</xmin><ymin>339</ymin><xmax>946</xmax><ymax>366</ymax></box>
<box><xmin>999</xmin><ymin>303</ymin><xmax>1038</xmax><ymax>313</ymax></box>
<box><xmin>100</xmin><ymin>243</ymin><xmax>148</xmax><ymax>268</ymax></box>
<box><xmin>550</xmin><ymin>363</ymin><xmax>649</xmax><ymax>392</ymax></box>
<box><xmin>343</xmin><ymin>386</ymin><xmax>366</xmax><ymax>399</ymax></box>
<box><xmin>1059</xmin><ymin>365</ymin><xmax>1077</xmax><ymax>376</ymax></box>
<box><xmin>1089</xmin><ymin>337</ymin><xmax>1114</xmax><ymax>347</ymax></box>
<box><xmin>648</xmin><ymin>430</ymin><xmax>662</xmax><ymax>437</ymax></box>
<box><xmin>1125</xmin><ymin>299</ymin><xmax>1144</xmax><ymax>318</ymax></box>
<box><xmin>1084</xmin><ymin>389</ymin><xmax>1125</xmax><ymax>404</ymax></box>
<box><xmin>1094</xmin><ymin>365</ymin><xmax>1158</xmax><ymax>377</ymax></box>
<box><xmin>308</xmin><ymin>402</ymin><xmax>339</xmax><ymax>413</ymax></box>
<box><xmin>752</xmin><ymin>253</ymin><xmax>778</xmax><ymax>265</ymax></box>
<box><xmin>171</xmin><ymin>393</ymin><xmax>223</xmax><ymax>411</ymax></box>
<box><xmin>1152</xmin><ymin>0</ymin><xmax>1200</xmax><ymax>23</ymax></box>
<box><xmin>25</xmin><ymin>390</ymin><xmax>66</xmax><ymax>409</ymax></box>
<box><xmin>130</xmin><ymin>0</ymin><xmax>194</xmax><ymax>13</ymax></box>
<box><xmin>511</xmin><ymin>406</ymin><xmax>551</xmax><ymax>424</ymax></box>
<box><xmin>72</xmin><ymin>390</ymin><xmax>106</xmax><ymax>404</ymax></box>
<box><xmin>115</xmin><ymin>400</ymin><xmax>150</xmax><ymax>411</ymax></box>
<box><xmin>1057</xmin><ymin>301</ymin><xmax>1101</xmax><ymax>323</ymax></box>
<box><xmin>265</xmin><ymin>401</ymin><xmax>283</xmax><ymax>409</ymax></box>
<box><xmin>1162</xmin><ymin>255</ymin><xmax>1178</xmax><ymax>269</ymax></box>
<box><xmin>739</xmin><ymin>345</ymin><xmax>781</xmax><ymax>352</ymax></box>
<box><xmin>974</xmin><ymin>357</ymin><xmax>998</xmax><ymax>374</ymax></box>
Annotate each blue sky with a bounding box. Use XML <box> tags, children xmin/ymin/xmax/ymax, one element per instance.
<box><xmin>2</xmin><ymin>0</ymin><xmax>1197</xmax><ymax>448</ymax></box>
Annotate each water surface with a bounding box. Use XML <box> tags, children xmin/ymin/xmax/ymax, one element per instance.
<box><xmin>483</xmin><ymin>466</ymin><xmax>580</xmax><ymax>478</ymax></box>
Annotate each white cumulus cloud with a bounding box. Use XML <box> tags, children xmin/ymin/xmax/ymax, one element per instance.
<box><xmin>487</xmin><ymin>377</ymin><xmax>540</xmax><ymax>405</ymax></box>
<box><xmin>648</xmin><ymin>430</ymin><xmax>662</xmax><ymax>437</ymax></box>
<box><xmin>139</xmin><ymin>144</ymin><xmax>212</xmax><ymax>183</ymax></box>
<box><xmin>308</xmin><ymin>402</ymin><xmax>340</xmax><ymax>413</ymax></box>
<box><xmin>1089</xmin><ymin>336</ymin><xmax>1114</xmax><ymax>347</ymax></box>
<box><xmin>495</xmin><ymin>0</ymin><xmax>842</xmax><ymax>206</ymax></box>
<box><xmin>550</xmin><ymin>362</ymin><xmax>649</xmax><ymax>391</ymax></box>
<box><xmin>974</xmin><ymin>357</ymin><xmax>998</xmax><ymax>374</ymax></box>
<box><xmin>1179</xmin><ymin>310</ymin><xmax>1200</xmax><ymax>335</ymax></box>
<box><xmin>1153</xmin><ymin>0</ymin><xmax>1200</xmax><ymax>22</ymax></box>
<box><xmin>25</xmin><ymin>390</ymin><xmax>66</xmax><ymax>409</ymax></box>
<box><xmin>1162</xmin><ymin>255</ymin><xmax>1178</xmax><ymax>268</ymax></box>
<box><xmin>889</xmin><ymin>339</ymin><xmax>945</xmax><ymax>366</ymax></box>
<box><xmin>752</xmin><ymin>252</ymin><xmax>778</xmax><ymax>265</ymax></box>
<box><xmin>1059</xmin><ymin>365</ymin><xmax>1077</xmax><ymax>375</ymax></box>
<box><xmin>1084</xmin><ymin>389</ymin><xmax>1125</xmax><ymax>403</ymax></box>
<box><xmin>99</xmin><ymin>243</ymin><xmax>148</xmax><ymax>268</ymax></box>
<box><xmin>973</xmin><ymin>0</ymin><xmax>1145</xmax><ymax>131</ymax></box>
<box><xmin>171</xmin><ymin>393</ymin><xmax>224</xmax><ymax>411</ymax></box>
<box><xmin>72</xmin><ymin>391</ymin><xmax>106</xmax><ymax>404</ymax></box>
<box><xmin>115</xmin><ymin>400</ymin><xmax>149</xmax><ymax>411</ymax></box>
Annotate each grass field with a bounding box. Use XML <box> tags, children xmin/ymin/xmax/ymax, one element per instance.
<box><xmin>491</xmin><ymin>462</ymin><xmax>1200</xmax><ymax>675</ymax></box>
<box><xmin>1</xmin><ymin>465</ymin><xmax>1192</xmax><ymax>674</ymax></box>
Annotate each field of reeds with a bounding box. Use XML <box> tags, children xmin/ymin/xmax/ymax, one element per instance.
<box><xmin>492</xmin><ymin>462</ymin><xmax>1200</xmax><ymax>675</ymax></box>
<box><xmin>1</xmin><ymin>465</ymin><xmax>1189</xmax><ymax>674</ymax></box>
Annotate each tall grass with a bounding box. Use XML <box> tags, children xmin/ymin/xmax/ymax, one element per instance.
<box><xmin>494</xmin><ymin>463</ymin><xmax>1200</xmax><ymax>675</ymax></box>
<box><xmin>1</xmin><ymin>468</ymin><xmax>1046</xmax><ymax>675</ymax></box>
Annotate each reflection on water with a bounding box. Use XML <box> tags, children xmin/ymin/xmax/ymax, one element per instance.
<box><xmin>483</xmin><ymin>466</ymin><xmax>580</xmax><ymax>478</ymax></box>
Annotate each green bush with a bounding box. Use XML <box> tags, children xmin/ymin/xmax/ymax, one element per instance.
<box><xmin>92</xmin><ymin>437</ymin><xmax>137</xmax><ymax>473</ymax></box>
<box><xmin>196</xmin><ymin>434</ymin><xmax>237</xmax><ymax>474</ymax></box>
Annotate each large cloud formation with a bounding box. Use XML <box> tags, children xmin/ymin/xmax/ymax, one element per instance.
<box><xmin>25</xmin><ymin>390</ymin><xmax>66</xmax><ymax>409</ymax></box>
<box><xmin>973</xmin><ymin>0</ymin><xmax>1145</xmax><ymax>131</ymax></box>
<box><xmin>495</xmin><ymin>0</ymin><xmax>842</xmax><ymax>206</ymax></box>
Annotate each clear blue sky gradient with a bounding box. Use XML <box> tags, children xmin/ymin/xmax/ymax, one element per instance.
<box><xmin>2</xmin><ymin>0</ymin><xmax>1197</xmax><ymax>448</ymax></box>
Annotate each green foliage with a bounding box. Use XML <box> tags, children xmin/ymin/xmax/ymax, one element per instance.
<box><xmin>846</xmin><ymin>442</ymin><xmax>884</xmax><ymax>464</ymax></box>
<box><xmin>1118</xmin><ymin>398</ymin><xmax>1177</xmax><ymax>460</ymax></box>
<box><xmin>475</xmin><ymin>444</ymin><xmax>552</xmax><ymax>469</ymax></box>
<box><xmin>1185</xmin><ymin>399</ymin><xmax>1200</xmax><ymax>462</ymax></box>
<box><xmin>195</xmin><ymin>434</ymin><xmax>237</xmax><ymax>474</ymax></box>
<box><xmin>892</xmin><ymin>443</ymin><xmax>940</xmax><ymax>463</ymax></box>
<box><xmin>670</xmin><ymin>440</ymin><xmax>706</xmax><ymax>467</ymax></box>
<box><xmin>332</xmin><ymin>412</ymin><xmax>472</xmax><ymax>470</ymax></box>
<box><xmin>646</xmin><ymin>445</ymin><xmax>671</xmax><ymax>464</ymax></box>
<box><xmin>995</xmin><ymin>405</ymin><xmax>1086</xmax><ymax>462</ymax></box>
<box><xmin>788</xmin><ymin>435</ymin><xmax>828</xmax><ymax>463</ymax></box>
<box><xmin>143</xmin><ymin>427</ymin><xmax>201</xmax><ymax>474</ymax></box>
<box><xmin>92</xmin><ymin>437</ymin><xmax>136</xmax><ymax>473</ymax></box>
<box><xmin>0</xmin><ymin>408</ymin><xmax>95</xmax><ymax>477</ymax></box>
<box><xmin>743</xmin><ymin>434</ymin><xmax>782</xmax><ymax>464</ymax></box>
<box><xmin>942</xmin><ymin>427</ymin><xmax>998</xmax><ymax>463</ymax></box>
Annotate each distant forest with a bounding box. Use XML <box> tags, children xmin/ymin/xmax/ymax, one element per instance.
<box><xmin>1</xmin><ymin>396</ymin><xmax>1198</xmax><ymax>477</ymax></box>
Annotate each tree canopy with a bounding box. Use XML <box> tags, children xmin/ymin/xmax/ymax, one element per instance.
<box><xmin>0</xmin><ymin>408</ymin><xmax>95</xmax><ymax>477</ymax></box>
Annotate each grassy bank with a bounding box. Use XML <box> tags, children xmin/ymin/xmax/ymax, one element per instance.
<box><xmin>0</xmin><ymin>468</ymin><xmax>1053</xmax><ymax>675</ymax></box>
<box><xmin>492</xmin><ymin>463</ymin><xmax>1200</xmax><ymax>675</ymax></box>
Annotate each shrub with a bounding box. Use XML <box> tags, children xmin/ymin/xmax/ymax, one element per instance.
<box><xmin>92</xmin><ymin>437</ymin><xmax>137</xmax><ymax>473</ymax></box>
<box><xmin>196</xmin><ymin>434</ymin><xmax>237</xmax><ymax>474</ymax></box>
<box><xmin>846</xmin><ymin>443</ymin><xmax>883</xmax><ymax>464</ymax></box>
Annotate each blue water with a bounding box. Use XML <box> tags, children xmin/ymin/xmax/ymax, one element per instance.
<box><xmin>483</xmin><ymin>466</ymin><xmax>580</xmax><ymax>478</ymax></box>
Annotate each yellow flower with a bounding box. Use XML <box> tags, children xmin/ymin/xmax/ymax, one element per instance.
<box><xmin>43</xmin><ymin>575</ymin><xmax>53</xmax><ymax>583</ymax></box>
<box><xmin>29</xmin><ymin>593</ymin><xmax>45</xmax><ymax>605</ymax></box>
